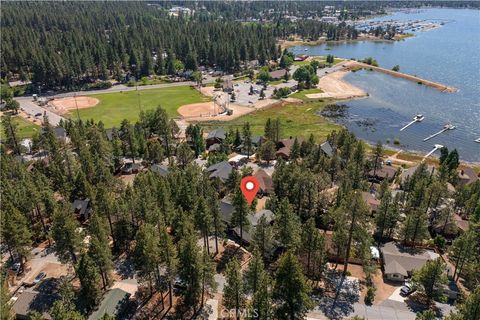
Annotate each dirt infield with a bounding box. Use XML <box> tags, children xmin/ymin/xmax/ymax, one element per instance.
<box><xmin>178</xmin><ymin>102</ymin><xmax>256</xmax><ymax>121</ymax></box>
<box><xmin>50</xmin><ymin>96</ymin><xmax>99</xmax><ymax>114</ymax></box>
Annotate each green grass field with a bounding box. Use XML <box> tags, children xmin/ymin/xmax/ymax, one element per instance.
<box><xmin>72</xmin><ymin>86</ymin><xmax>210</xmax><ymax>128</ymax></box>
<box><xmin>293</xmin><ymin>56</ymin><xmax>344</xmax><ymax>66</ymax></box>
<box><xmin>201</xmin><ymin>99</ymin><xmax>340</xmax><ymax>142</ymax></box>
<box><xmin>289</xmin><ymin>88</ymin><xmax>323</xmax><ymax>101</ymax></box>
<box><xmin>0</xmin><ymin>116</ymin><xmax>40</xmax><ymax>139</ymax></box>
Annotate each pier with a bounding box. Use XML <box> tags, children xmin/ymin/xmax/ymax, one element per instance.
<box><xmin>423</xmin><ymin>144</ymin><xmax>444</xmax><ymax>162</ymax></box>
<box><xmin>400</xmin><ymin>114</ymin><xmax>424</xmax><ymax>131</ymax></box>
<box><xmin>423</xmin><ymin>124</ymin><xmax>456</xmax><ymax>141</ymax></box>
<box><xmin>348</xmin><ymin>61</ymin><xmax>458</xmax><ymax>93</ymax></box>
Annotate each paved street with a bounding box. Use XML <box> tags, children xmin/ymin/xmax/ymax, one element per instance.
<box><xmin>15</xmin><ymin>96</ymin><xmax>65</xmax><ymax>126</ymax></box>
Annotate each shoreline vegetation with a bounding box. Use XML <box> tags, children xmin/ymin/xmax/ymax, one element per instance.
<box><xmin>279</xmin><ymin>33</ymin><xmax>415</xmax><ymax>50</ymax></box>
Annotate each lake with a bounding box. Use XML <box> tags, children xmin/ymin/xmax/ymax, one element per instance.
<box><xmin>290</xmin><ymin>8</ymin><xmax>480</xmax><ymax>162</ymax></box>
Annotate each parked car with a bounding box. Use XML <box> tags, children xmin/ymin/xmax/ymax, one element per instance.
<box><xmin>400</xmin><ymin>282</ymin><xmax>416</xmax><ymax>296</ymax></box>
<box><xmin>35</xmin><ymin>113</ymin><xmax>42</xmax><ymax>117</ymax></box>
<box><xmin>11</xmin><ymin>262</ymin><xmax>21</xmax><ymax>273</ymax></box>
<box><xmin>34</xmin><ymin>272</ymin><xmax>47</xmax><ymax>284</ymax></box>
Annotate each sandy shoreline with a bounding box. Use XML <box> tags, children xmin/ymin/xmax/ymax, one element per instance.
<box><xmin>307</xmin><ymin>69</ymin><xmax>368</xmax><ymax>100</ymax></box>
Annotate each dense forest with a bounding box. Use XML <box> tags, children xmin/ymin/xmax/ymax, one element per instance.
<box><xmin>1</xmin><ymin>106</ymin><xmax>479</xmax><ymax>318</ymax></box>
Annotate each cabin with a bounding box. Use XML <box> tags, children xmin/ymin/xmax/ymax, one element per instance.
<box><xmin>361</xmin><ymin>192</ymin><xmax>380</xmax><ymax>214</ymax></box>
<box><xmin>232</xmin><ymin>209</ymin><xmax>274</xmax><ymax>244</ymax></box>
<box><xmin>457</xmin><ymin>167</ymin><xmax>479</xmax><ymax>187</ymax></box>
<box><xmin>206</xmin><ymin>161</ymin><xmax>233</xmax><ymax>183</ymax></box>
<box><xmin>368</xmin><ymin>165</ymin><xmax>397</xmax><ymax>183</ymax></box>
<box><xmin>254</xmin><ymin>169</ymin><xmax>274</xmax><ymax>196</ymax></box>
<box><xmin>206</xmin><ymin>128</ymin><xmax>226</xmax><ymax>147</ymax></box>
<box><xmin>320</xmin><ymin>141</ymin><xmax>333</xmax><ymax>157</ymax></box>
<box><xmin>72</xmin><ymin>198</ymin><xmax>92</xmax><ymax>221</ymax></box>
<box><xmin>13</xmin><ymin>290</ymin><xmax>57</xmax><ymax>320</ymax></box>
<box><xmin>88</xmin><ymin>288</ymin><xmax>131</xmax><ymax>320</ymax></box>
<box><xmin>121</xmin><ymin>162</ymin><xmax>143</xmax><ymax>175</ymax></box>
<box><xmin>151</xmin><ymin>164</ymin><xmax>169</xmax><ymax>177</ymax></box>
<box><xmin>275</xmin><ymin>138</ymin><xmax>303</xmax><ymax>160</ymax></box>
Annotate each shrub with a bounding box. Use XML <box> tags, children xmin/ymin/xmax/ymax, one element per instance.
<box><xmin>393</xmin><ymin>138</ymin><xmax>400</xmax><ymax>145</ymax></box>
<box><xmin>434</xmin><ymin>235</ymin><xmax>446</xmax><ymax>251</ymax></box>
<box><xmin>126</xmin><ymin>80</ymin><xmax>136</xmax><ymax>87</ymax></box>
<box><xmin>365</xmin><ymin>286</ymin><xmax>376</xmax><ymax>305</ymax></box>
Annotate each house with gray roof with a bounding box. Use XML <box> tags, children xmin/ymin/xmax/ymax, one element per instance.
<box><xmin>320</xmin><ymin>141</ymin><xmax>333</xmax><ymax>157</ymax></box>
<box><xmin>88</xmin><ymin>288</ymin><xmax>130</xmax><ymax>320</ymax></box>
<box><xmin>206</xmin><ymin>161</ymin><xmax>233</xmax><ymax>183</ymax></box>
<box><xmin>206</xmin><ymin>128</ymin><xmax>226</xmax><ymax>147</ymax></box>
<box><xmin>380</xmin><ymin>241</ymin><xmax>439</xmax><ymax>282</ymax></box>
<box><xmin>72</xmin><ymin>198</ymin><xmax>92</xmax><ymax>221</ymax></box>
<box><xmin>151</xmin><ymin>164</ymin><xmax>169</xmax><ymax>177</ymax></box>
<box><xmin>233</xmin><ymin>209</ymin><xmax>274</xmax><ymax>244</ymax></box>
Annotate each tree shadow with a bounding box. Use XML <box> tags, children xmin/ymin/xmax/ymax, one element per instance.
<box><xmin>315</xmin><ymin>270</ymin><xmax>360</xmax><ymax>320</ymax></box>
<box><xmin>114</xmin><ymin>257</ymin><xmax>136</xmax><ymax>280</ymax></box>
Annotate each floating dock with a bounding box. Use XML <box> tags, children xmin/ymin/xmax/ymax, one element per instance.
<box><xmin>423</xmin><ymin>124</ymin><xmax>456</xmax><ymax>141</ymax></box>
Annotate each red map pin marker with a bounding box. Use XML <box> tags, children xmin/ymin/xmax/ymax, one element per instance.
<box><xmin>240</xmin><ymin>176</ymin><xmax>260</xmax><ymax>205</ymax></box>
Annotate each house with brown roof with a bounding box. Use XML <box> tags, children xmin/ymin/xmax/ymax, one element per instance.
<box><xmin>457</xmin><ymin>167</ymin><xmax>479</xmax><ymax>187</ymax></box>
<box><xmin>254</xmin><ymin>169</ymin><xmax>273</xmax><ymax>196</ymax></box>
<box><xmin>361</xmin><ymin>192</ymin><xmax>380</xmax><ymax>213</ymax></box>
<box><xmin>368</xmin><ymin>165</ymin><xmax>397</xmax><ymax>183</ymax></box>
<box><xmin>275</xmin><ymin>138</ymin><xmax>303</xmax><ymax>160</ymax></box>
<box><xmin>269</xmin><ymin>69</ymin><xmax>288</xmax><ymax>80</ymax></box>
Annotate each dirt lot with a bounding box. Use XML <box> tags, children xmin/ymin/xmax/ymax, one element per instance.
<box><xmin>50</xmin><ymin>96</ymin><xmax>99</xmax><ymax>114</ymax></box>
<box><xmin>178</xmin><ymin>102</ymin><xmax>257</xmax><ymax>122</ymax></box>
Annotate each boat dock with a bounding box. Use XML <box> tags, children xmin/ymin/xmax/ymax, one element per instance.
<box><xmin>423</xmin><ymin>124</ymin><xmax>456</xmax><ymax>141</ymax></box>
<box><xmin>400</xmin><ymin>114</ymin><xmax>424</xmax><ymax>131</ymax></box>
<box><xmin>423</xmin><ymin>144</ymin><xmax>444</xmax><ymax>162</ymax></box>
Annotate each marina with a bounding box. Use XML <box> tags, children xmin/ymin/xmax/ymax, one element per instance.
<box><xmin>423</xmin><ymin>123</ymin><xmax>456</xmax><ymax>142</ymax></box>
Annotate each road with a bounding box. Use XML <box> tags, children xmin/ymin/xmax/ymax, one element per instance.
<box><xmin>15</xmin><ymin>96</ymin><xmax>66</xmax><ymax>126</ymax></box>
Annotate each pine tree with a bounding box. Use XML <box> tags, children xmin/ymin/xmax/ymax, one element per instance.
<box><xmin>445</xmin><ymin>287</ymin><xmax>480</xmax><ymax>320</ymax></box>
<box><xmin>51</xmin><ymin>203</ymin><xmax>82</xmax><ymax>265</ymax></box>
<box><xmin>290</xmin><ymin>138</ymin><xmax>300</xmax><ymax>161</ymax></box>
<box><xmin>412</xmin><ymin>258</ymin><xmax>448</xmax><ymax>305</ymax></box>
<box><xmin>88</xmin><ymin>213</ymin><xmax>113</xmax><ymax>290</ymax></box>
<box><xmin>232</xmin><ymin>187</ymin><xmax>251</xmax><ymax>245</ymax></box>
<box><xmin>178</xmin><ymin>228</ymin><xmax>203</xmax><ymax>312</ymax></box>
<box><xmin>1</xmin><ymin>204</ymin><xmax>31</xmax><ymax>270</ymax></box>
<box><xmin>133</xmin><ymin>223</ymin><xmax>161</xmax><ymax>296</ymax></box>
<box><xmin>1</xmin><ymin>114</ymin><xmax>20</xmax><ymax>155</ymax></box>
<box><xmin>252</xmin><ymin>215</ymin><xmax>274</xmax><ymax>261</ymax></box>
<box><xmin>158</xmin><ymin>224</ymin><xmax>178</xmax><ymax>308</ymax></box>
<box><xmin>275</xmin><ymin>199</ymin><xmax>301</xmax><ymax>252</ymax></box>
<box><xmin>244</xmin><ymin>247</ymin><xmax>266</xmax><ymax>295</ymax></box>
<box><xmin>301</xmin><ymin>218</ymin><xmax>326</xmax><ymax>279</ymax></box>
<box><xmin>400</xmin><ymin>208</ymin><xmax>429</xmax><ymax>246</ymax></box>
<box><xmin>273</xmin><ymin>251</ymin><xmax>313</xmax><ymax>319</ymax></box>
<box><xmin>258</xmin><ymin>140</ymin><xmax>276</xmax><ymax>165</ymax></box>
<box><xmin>76</xmin><ymin>253</ymin><xmax>102</xmax><ymax>312</ymax></box>
<box><xmin>242</xmin><ymin>122</ymin><xmax>253</xmax><ymax>158</ymax></box>
<box><xmin>223</xmin><ymin>258</ymin><xmax>245</xmax><ymax>320</ymax></box>
<box><xmin>249</xmin><ymin>273</ymin><xmax>273</xmax><ymax>320</ymax></box>
<box><xmin>195</xmin><ymin>197</ymin><xmax>213</xmax><ymax>253</ymax></box>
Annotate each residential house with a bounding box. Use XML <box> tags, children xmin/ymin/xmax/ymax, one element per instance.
<box><xmin>89</xmin><ymin>288</ymin><xmax>131</xmax><ymax>320</ymax></box>
<box><xmin>368</xmin><ymin>165</ymin><xmax>397</xmax><ymax>183</ymax></box>
<box><xmin>72</xmin><ymin>198</ymin><xmax>92</xmax><ymax>221</ymax></box>
<box><xmin>232</xmin><ymin>209</ymin><xmax>274</xmax><ymax>244</ymax></box>
<box><xmin>294</xmin><ymin>54</ymin><xmax>309</xmax><ymax>61</ymax></box>
<box><xmin>361</xmin><ymin>191</ymin><xmax>380</xmax><ymax>214</ymax></box>
<box><xmin>121</xmin><ymin>162</ymin><xmax>143</xmax><ymax>175</ymax></box>
<box><xmin>380</xmin><ymin>241</ymin><xmax>439</xmax><ymax>282</ymax></box>
<box><xmin>320</xmin><ymin>141</ymin><xmax>333</xmax><ymax>157</ymax></box>
<box><xmin>206</xmin><ymin>161</ymin><xmax>233</xmax><ymax>183</ymax></box>
<box><xmin>254</xmin><ymin>169</ymin><xmax>273</xmax><ymax>196</ymax></box>
<box><xmin>151</xmin><ymin>164</ymin><xmax>169</xmax><ymax>177</ymax></box>
<box><xmin>12</xmin><ymin>290</ymin><xmax>57</xmax><ymax>320</ymax></box>
<box><xmin>269</xmin><ymin>69</ymin><xmax>288</xmax><ymax>80</ymax></box>
<box><xmin>457</xmin><ymin>167</ymin><xmax>479</xmax><ymax>187</ymax></box>
<box><xmin>206</xmin><ymin>128</ymin><xmax>226</xmax><ymax>147</ymax></box>
<box><xmin>275</xmin><ymin>138</ymin><xmax>303</xmax><ymax>160</ymax></box>
<box><xmin>399</xmin><ymin>164</ymin><xmax>436</xmax><ymax>186</ymax></box>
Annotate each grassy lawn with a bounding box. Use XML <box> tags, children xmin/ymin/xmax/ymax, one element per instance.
<box><xmin>73</xmin><ymin>86</ymin><xmax>210</xmax><ymax>128</ymax></box>
<box><xmin>294</xmin><ymin>56</ymin><xmax>344</xmax><ymax>66</ymax></box>
<box><xmin>289</xmin><ymin>88</ymin><xmax>323</xmax><ymax>101</ymax></box>
<box><xmin>201</xmin><ymin>99</ymin><xmax>340</xmax><ymax>142</ymax></box>
<box><xmin>0</xmin><ymin>115</ymin><xmax>40</xmax><ymax>139</ymax></box>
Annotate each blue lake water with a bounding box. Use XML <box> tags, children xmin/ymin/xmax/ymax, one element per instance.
<box><xmin>290</xmin><ymin>8</ymin><xmax>480</xmax><ymax>162</ymax></box>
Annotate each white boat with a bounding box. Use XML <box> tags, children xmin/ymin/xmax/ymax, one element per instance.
<box><xmin>475</xmin><ymin>138</ymin><xmax>480</xmax><ymax>143</ymax></box>
<box><xmin>444</xmin><ymin>123</ymin><xmax>456</xmax><ymax>130</ymax></box>
<box><xmin>413</xmin><ymin>114</ymin><xmax>424</xmax><ymax>122</ymax></box>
